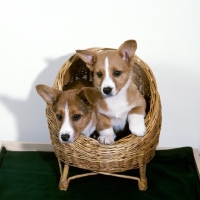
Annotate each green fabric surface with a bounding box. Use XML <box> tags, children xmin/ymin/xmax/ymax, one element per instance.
<box><xmin>0</xmin><ymin>146</ymin><xmax>199</xmax><ymax>200</ymax></box>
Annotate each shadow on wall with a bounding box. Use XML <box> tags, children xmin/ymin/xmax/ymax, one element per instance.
<box><xmin>0</xmin><ymin>53</ymin><xmax>72</xmax><ymax>143</ymax></box>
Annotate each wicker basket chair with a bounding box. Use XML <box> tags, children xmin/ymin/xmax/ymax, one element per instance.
<box><xmin>46</xmin><ymin>48</ymin><xmax>162</xmax><ymax>191</ymax></box>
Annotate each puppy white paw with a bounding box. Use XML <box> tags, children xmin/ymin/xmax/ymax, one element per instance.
<box><xmin>129</xmin><ymin>123</ymin><xmax>146</xmax><ymax>136</ymax></box>
<box><xmin>98</xmin><ymin>135</ymin><xmax>115</xmax><ymax>145</ymax></box>
<box><xmin>128</xmin><ymin>114</ymin><xmax>146</xmax><ymax>137</ymax></box>
<box><xmin>98</xmin><ymin>127</ymin><xmax>115</xmax><ymax>145</ymax></box>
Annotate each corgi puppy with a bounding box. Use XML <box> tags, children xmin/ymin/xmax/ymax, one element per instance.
<box><xmin>36</xmin><ymin>80</ymin><xmax>100</xmax><ymax>143</ymax></box>
<box><xmin>76</xmin><ymin>40</ymin><xmax>146</xmax><ymax>145</ymax></box>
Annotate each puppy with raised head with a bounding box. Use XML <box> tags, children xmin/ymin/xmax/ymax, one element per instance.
<box><xmin>76</xmin><ymin>40</ymin><xmax>146</xmax><ymax>145</ymax></box>
<box><xmin>36</xmin><ymin>80</ymin><xmax>99</xmax><ymax>143</ymax></box>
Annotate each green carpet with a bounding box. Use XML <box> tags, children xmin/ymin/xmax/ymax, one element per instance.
<box><xmin>0</xmin><ymin>146</ymin><xmax>199</xmax><ymax>200</ymax></box>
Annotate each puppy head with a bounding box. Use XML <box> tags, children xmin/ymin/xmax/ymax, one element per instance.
<box><xmin>36</xmin><ymin>85</ymin><xmax>100</xmax><ymax>143</ymax></box>
<box><xmin>76</xmin><ymin>40</ymin><xmax>137</xmax><ymax>97</ymax></box>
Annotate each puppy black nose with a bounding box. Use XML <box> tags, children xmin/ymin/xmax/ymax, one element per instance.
<box><xmin>61</xmin><ymin>134</ymin><xmax>70</xmax><ymax>141</ymax></box>
<box><xmin>103</xmin><ymin>87</ymin><xmax>112</xmax><ymax>95</ymax></box>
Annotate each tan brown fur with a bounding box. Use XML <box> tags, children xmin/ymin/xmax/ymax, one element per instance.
<box><xmin>96</xmin><ymin>112</ymin><xmax>112</xmax><ymax>131</ymax></box>
<box><xmin>127</xmin><ymin>82</ymin><xmax>146</xmax><ymax>116</ymax></box>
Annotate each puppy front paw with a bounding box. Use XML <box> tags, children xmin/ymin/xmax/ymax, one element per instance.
<box><xmin>98</xmin><ymin>128</ymin><xmax>116</xmax><ymax>145</ymax></box>
<box><xmin>98</xmin><ymin>135</ymin><xmax>115</xmax><ymax>145</ymax></box>
<box><xmin>129</xmin><ymin>123</ymin><xmax>146</xmax><ymax>136</ymax></box>
<box><xmin>128</xmin><ymin>114</ymin><xmax>146</xmax><ymax>137</ymax></box>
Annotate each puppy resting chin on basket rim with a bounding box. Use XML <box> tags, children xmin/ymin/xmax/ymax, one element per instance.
<box><xmin>36</xmin><ymin>80</ymin><xmax>100</xmax><ymax>143</ymax></box>
<box><xmin>76</xmin><ymin>40</ymin><xmax>147</xmax><ymax>145</ymax></box>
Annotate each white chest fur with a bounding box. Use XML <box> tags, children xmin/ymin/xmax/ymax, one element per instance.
<box><xmin>99</xmin><ymin>79</ymin><xmax>135</xmax><ymax>131</ymax></box>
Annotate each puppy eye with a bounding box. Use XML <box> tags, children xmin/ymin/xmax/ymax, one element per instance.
<box><xmin>72</xmin><ymin>114</ymin><xmax>81</xmax><ymax>121</ymax></box>
<box><xmin>56</xmin><ymin>114</ymin><xmax>62</xmax><ymax>121</ymax></box>
<box><xmin>113</xmin><ymin>70</ymin><xmax>121</xmax><ymax>77</ymax></box>
<box><xmin>96</xmin><ymin>72</ymin><xmax>103</xmax><ymax>78</ymax></box>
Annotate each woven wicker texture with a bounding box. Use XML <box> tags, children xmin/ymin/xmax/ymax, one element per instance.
<box><xmin>46</xmin><ymin>48</ymin><xmax>162</xmax><ymax>173</ymax></box>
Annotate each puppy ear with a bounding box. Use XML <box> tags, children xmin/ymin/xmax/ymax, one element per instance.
<box><xmin>76</xmin><ymin>87</ymin><xmax>101</xmax><ymax>106</ymax></box>
<box><xmin>118</xmin><ymin>40</ymin><xmax>137</xmax><ymax>63</ymax></box>
<box><xmin>36</xmin><ymin>84</ymin><xmax>62</xmax><ymax>105</ymax></box>
<box><xmin>76</xmin><ymin>50</ymin><xmax>97</xmax><ymax>71</ymax></box>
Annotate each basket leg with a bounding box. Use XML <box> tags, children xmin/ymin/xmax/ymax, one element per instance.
<box><xmin>138</xmin><ymin>164</ymin><xmax>148</xmax><ymax>191</ymax></box>
<box><xmin>58</xmin><ymin>164</ymin><xmax>70</xmax><ymax>191</ymax></box>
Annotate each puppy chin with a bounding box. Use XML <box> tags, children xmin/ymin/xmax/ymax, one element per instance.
<box><xmin>60</xmin><ymin>140</ymin><xmax>70</xmax><ymax>144</ymax></box>
<box><xmin>101</xmin><ymin>93</ymin><xmax>112</xmax><ymax>98</ymax></box>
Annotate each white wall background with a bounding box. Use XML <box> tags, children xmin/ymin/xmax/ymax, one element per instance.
<box><xmin>0</xmin><ymin>0</ymin><xmax>200</xmax><ymax>151</ymax></box>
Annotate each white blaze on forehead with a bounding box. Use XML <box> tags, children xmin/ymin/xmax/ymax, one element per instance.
<box><xmin>101</xmin><ymin>57</ymin><xmax>116</xmax><ymax>94</ymax></box>
<box><xmin>105</xmin><ymin>56</ymin><xmax>109</xmax><ymax>70</ymax></box>
<box><xmin>59</xmin><ymin>103</ymin><xmax>74</xmax><ymax>141</ymax></box>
